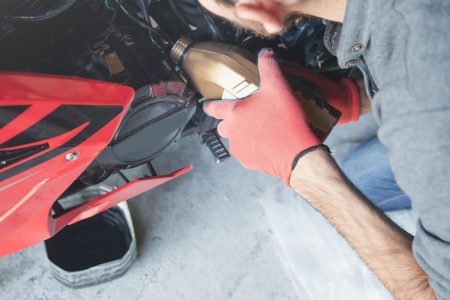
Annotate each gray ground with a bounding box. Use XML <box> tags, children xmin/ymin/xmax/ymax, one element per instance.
<box><xmin>0</xmin><ymin>134</ymin><xmax>299</xmax><ymax>300</ymax></box>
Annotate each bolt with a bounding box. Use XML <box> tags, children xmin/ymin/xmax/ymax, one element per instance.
<box><xmin>65</xmin><ymin>152</ymin><xmax>79</xmax><ymax>161</ymax></box>
<box><xmin>122</xmin><ymin>34</ymin><xmax>135</xmax><ymax>46</ymax></box>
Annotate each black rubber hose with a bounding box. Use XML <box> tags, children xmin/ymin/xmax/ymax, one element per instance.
<box><xmin>138</xmin><ymin>0</ymin><xmax>150</xmax><ymax>23</ymax></box>
<box><xmin>115</xmin><ymin>0</ymin><xmax>152</xmax><ymax>30</ymax></box>
<box><xmin>135</xmin><ymin>0</ymin><xmax>179</xmax><ymax>79</ymax></box>
<box><xmin>195</xmin><ymin>1</ymin><xmax>224</xmax><ymax>41</ymax></box>
<box><xmin>113</xmin><ymin>0</ymin><xmax>172</xmax><ymax>49</ymax></box>
<box><xmin>136</xmin><ymin>0</ymin><xmax>160</xmax><ymax>47</ymax></box>
<box><xmin>5</xmin><ymin>0</ymin><xmax>76</xmax><ymax>22</ymax></box>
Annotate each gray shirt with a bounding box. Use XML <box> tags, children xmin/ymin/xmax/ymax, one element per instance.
<box><xmin>324</xmin><ymin>0</ymin><xmax>450</xmax><ymax>298</ymax></box>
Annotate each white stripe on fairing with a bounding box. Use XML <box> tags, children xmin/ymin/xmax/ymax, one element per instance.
<box><xmin>0</xmin><ymin>171</ymin><xmax>44</xmax><ymax>223</ymax></box>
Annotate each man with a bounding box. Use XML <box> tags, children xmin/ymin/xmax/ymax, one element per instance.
<box><xmin>199</xmin><ymin>0</ymin><xmax>450</xmax><ymax>299</ymax></box>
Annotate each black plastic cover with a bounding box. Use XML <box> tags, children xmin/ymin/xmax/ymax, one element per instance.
<box><xmin>96</xmin><ymin>94</ymin><xmax>196</xmax><ymax>168</ymax></box>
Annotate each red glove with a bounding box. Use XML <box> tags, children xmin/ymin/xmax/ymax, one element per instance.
<box><xmin>203</xmin><ymin>49</ymin><xmax>321</xmax><ymax>186</ymax></box>
<box><xmin>282</xmin><ymin>63</ymin><xmax>360</xmax><ymax>124</ymax></box>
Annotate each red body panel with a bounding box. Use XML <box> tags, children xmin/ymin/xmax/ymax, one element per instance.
<box><xmin>57</xmin><ymin>166</ymin><xmax>192</xmax><ymax>228</ymax></box>
<box><xmin>0</xmin><ymin>73</ymin><xmax>136</xmax><ymax>256</ymax></box>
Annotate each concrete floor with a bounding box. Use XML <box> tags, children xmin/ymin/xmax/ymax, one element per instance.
<box><xmin>0</xmin><ymin>134</ymin><xmax>299</xmax><ymax>300</ymax></box>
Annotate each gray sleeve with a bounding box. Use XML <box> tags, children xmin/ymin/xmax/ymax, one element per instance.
<box><xmin>378</xmin><ymin>109</ymin><xmax>450</xmax><ymax>299</ymax></box>
<box><xmin>375</xmin><ymin>1</ymin><xmax>450</xmax><ymax>298</ymax></box>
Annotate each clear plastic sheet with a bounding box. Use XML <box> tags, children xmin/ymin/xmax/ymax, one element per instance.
<box><xmin>260</xmin><ymin>185</ymin><xmax>416</xmax><ymax>300</ymax></box>
<box><xmin>258</xmin><ymin>115</ymin><xmax>417</xmax><ymax>299</ymax></box>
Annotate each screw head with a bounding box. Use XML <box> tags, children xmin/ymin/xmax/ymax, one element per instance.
<box><xmin>122</xmin><ymin>34</ymin><xmax>135</xmax><ymax>46</ymax></box>
<box><xmin>351</xmin><ymin>43</ymin><xmax>363</xmax><ymax>52</ymax></box>
<box><xmin>65</xmin><ymin>152</ymin><xmax>79</xmax><ymax>161</ymax></box>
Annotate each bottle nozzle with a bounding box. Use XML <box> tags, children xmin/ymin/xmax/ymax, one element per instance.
<box><xmin>170</xmin><ymin>37</ymin><xmax>193</xmax><ymax>65</ymax></box>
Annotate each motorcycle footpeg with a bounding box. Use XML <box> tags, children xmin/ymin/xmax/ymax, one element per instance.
<box><xmin>201</xmin><ymin>129</ymin><xmax>230</xmax><ymax>163</ymax></box>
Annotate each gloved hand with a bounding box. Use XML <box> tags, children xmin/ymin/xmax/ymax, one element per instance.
<box><xmin>203</xmin><ymin>49</ymin><xmax>321</xmax><ymax>186</ymax></box>
<box><xmin>282</xmin><ymin>63</ymin><xmax>360</xmax><ymax>124</ymax></box>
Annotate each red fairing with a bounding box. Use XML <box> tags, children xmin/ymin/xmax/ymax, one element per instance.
<box><xmin>55</xmin><ymin>166</ymin><xmax>192</xmax><ymax>229</ymax></box>
<box><xmin>0</xmin><ymin>73</ymin><xmax>134</xmax><ymax>256</ymax></box>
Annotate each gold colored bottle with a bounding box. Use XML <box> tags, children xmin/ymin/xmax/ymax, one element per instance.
<box><xmin>171</xmin><ymin>37</ymin><xmax>341</xmax><ymax>141</ymax></box>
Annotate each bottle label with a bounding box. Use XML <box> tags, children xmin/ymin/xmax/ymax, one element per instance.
<box><xmin>221</xmin><ymin>81</ymin><xmax>258</xmax><ymax>100</ymax></box>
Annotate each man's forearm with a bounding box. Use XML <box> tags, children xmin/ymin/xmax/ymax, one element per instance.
<box><xmin>290</xmin><ymin>150</ymin><xmax>435</xmax><ymax>299</ymax></box>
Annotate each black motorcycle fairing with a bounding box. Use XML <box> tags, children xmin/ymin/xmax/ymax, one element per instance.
<box><xmin>94</xmin><ymin>92</ymin><xmax>196</xmax><ymax>169</ymax></box>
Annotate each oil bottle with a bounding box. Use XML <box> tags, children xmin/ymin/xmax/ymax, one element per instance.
<box><xmin>171</xmin><ymin>37</ymin><xmax>341</xmax><ymax>141</ymax></box>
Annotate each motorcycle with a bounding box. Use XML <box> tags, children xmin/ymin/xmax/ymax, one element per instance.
<box><xmin>0</xmin><ymin>0</ymin><xmax>338</xmax><ymax>260</ymax></box>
